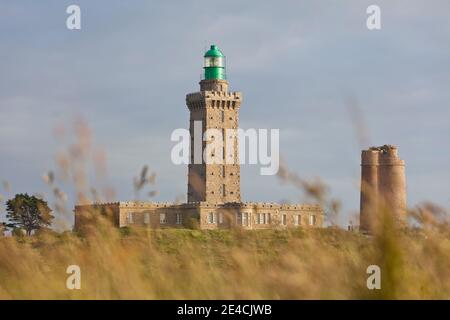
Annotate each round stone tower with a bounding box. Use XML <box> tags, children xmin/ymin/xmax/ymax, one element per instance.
<box><xmin>360</xmin><ymin>145</ymin><xmax>407</xmax><ymax>233</ymax></box>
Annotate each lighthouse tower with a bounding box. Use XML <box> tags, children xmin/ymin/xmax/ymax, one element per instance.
<box><xmin>75</xmin><ymin>44</ymin><xmax>325</xmax><ymax>231</ymax></box>
<box><xmin>186</xmin><ymin>45</ymin><xmax>242</xmax><ymax>204</ymax></box>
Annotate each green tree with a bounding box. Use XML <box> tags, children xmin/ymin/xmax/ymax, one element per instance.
<box><xmin>6</xmin><ymin>194</ymin><xmax>54</xmax><ymax>236</ymax></box>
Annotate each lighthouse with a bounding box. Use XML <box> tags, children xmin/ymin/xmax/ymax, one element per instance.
<box><xmin>75</xmin><ymin>44</ymin><xmax>324</xmax><ymax>231</ymax></box>
<box><xmin>186</xmin><ymin>45</ymin><xmax>242</xmax><ymax>204</ymax></box>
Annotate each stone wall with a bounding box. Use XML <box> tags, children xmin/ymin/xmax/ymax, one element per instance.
<box><xmin>75</xmin><ymin>201</ymin><xmax>323</xmax><ymax>231</ymax></box>
<box><xmin>74</xmin><ymin>202</ymin><xmax>121</xmax><ymax>231</ymax></box>
<box><xmin>117</xmin><ymin>202</ymin><xmax>199</xmax><ymax>228</ymax></box>
<box><xmin>186</xmin><ymin>80</ymin><xmax>242</xmax><ymax>204</ymax></box>
<box><xmin>198</xmin><ymin>202</ymin><xmax>323</xmax><ymax>230</ymax></box>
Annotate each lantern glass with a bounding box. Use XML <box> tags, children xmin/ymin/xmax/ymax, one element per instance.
<box><xmin>205</xmin><ymin>56</ymin><xmax>224</xmax><ymax>68</ymax></box>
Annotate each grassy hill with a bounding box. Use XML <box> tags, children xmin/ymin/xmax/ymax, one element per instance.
<box><xmin>1</xmin><ymin>220</ymin><xmax>449</xmax><ymax>299</ymax></box>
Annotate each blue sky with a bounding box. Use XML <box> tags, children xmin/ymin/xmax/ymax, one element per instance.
<box><xmin>1</xmin><ymin>1</ymin><xmax>449</xmax><ymax>228</ymax></box>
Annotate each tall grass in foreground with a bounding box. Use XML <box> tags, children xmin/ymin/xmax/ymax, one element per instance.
<box><xmin>0</xmin><ymin>211</ymin><xmax>449</xmax><ymax>299</ymax></box>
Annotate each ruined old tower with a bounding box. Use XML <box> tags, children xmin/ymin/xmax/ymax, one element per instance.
<box><xmin>186</xmin><ymin>45</ymin><xmax>242</xmax><ymax>204</ymax></box>
<box><xmin>360</xmin><ymin>145</ymin><xmax>407</xmax><ymax>233</ymax></box>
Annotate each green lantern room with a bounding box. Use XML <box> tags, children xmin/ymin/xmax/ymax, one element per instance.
<box><xmin>203</xmin><ymin>45</ymin><xmax>226</xmax><ymax>80</ymax></box>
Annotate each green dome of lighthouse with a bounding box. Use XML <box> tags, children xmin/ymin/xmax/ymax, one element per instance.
<box><xmin>203</xmin><ymin>44</ymin><xmax>226</xmax><ymax>80</ymax></box>
<box><xmin>204</xmin><ymin>45</ymin><xmax>224</xmax><ymax>58</ymax></box>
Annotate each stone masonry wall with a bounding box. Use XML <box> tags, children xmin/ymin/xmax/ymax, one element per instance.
<box><xmin>74</xmin><ymin>201</ymin><xmax>324</xmax><ymax>231</ymax></box>
<box><xmin>186</xmin><ymin>80</ymin><xmax>242</xmax><ymax>204</ymax></box>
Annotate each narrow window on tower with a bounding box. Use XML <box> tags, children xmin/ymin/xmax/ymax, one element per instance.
<box><xmin>222</xmin><ymin>128</ymin><xmax>225</xmax><ymax>162</ymax></box>
<box><xmin>222</xmin><ymin>184</ymin><xmax>226</xmax><ymax>197</ymax></box>
<box><xmin>221</xmin><ymin>110</ymin><xmax>225</xmax><ymax>122</ymax></box>
<box><xmin>222</xmin><ymin>166</ymin><xmax>225</xmax><ymax>178</ymax></box>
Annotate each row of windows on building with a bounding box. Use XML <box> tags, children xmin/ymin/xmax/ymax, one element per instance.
<box><xmin>208</xmin><ymin>212</ymin><xmax>317</xmax><ymax>226</ymax></box>
<box><xmin>126</xmin><ymin>212</ymin><xmax>183</xmax><ymax>225</ymax></box>
<box><xmin>126</xmin><ymin>212</ymin><xmax>316</xmax><ymax>227</ymax></box>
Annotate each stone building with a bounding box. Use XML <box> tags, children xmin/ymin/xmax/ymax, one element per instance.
<box><xmin>75</xmin><ymin>201</ymin><xmax>323</xmax><ymax>230</ymax></box>
<box><xmin>359</xmin><ymin>145</ymin><xmax>407</xmax><ymax>233</ymax></box>
<box><xmin>74</xmin><ymin>45</ymin><xmax>324</xmax><ymax>230</ymax></box>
